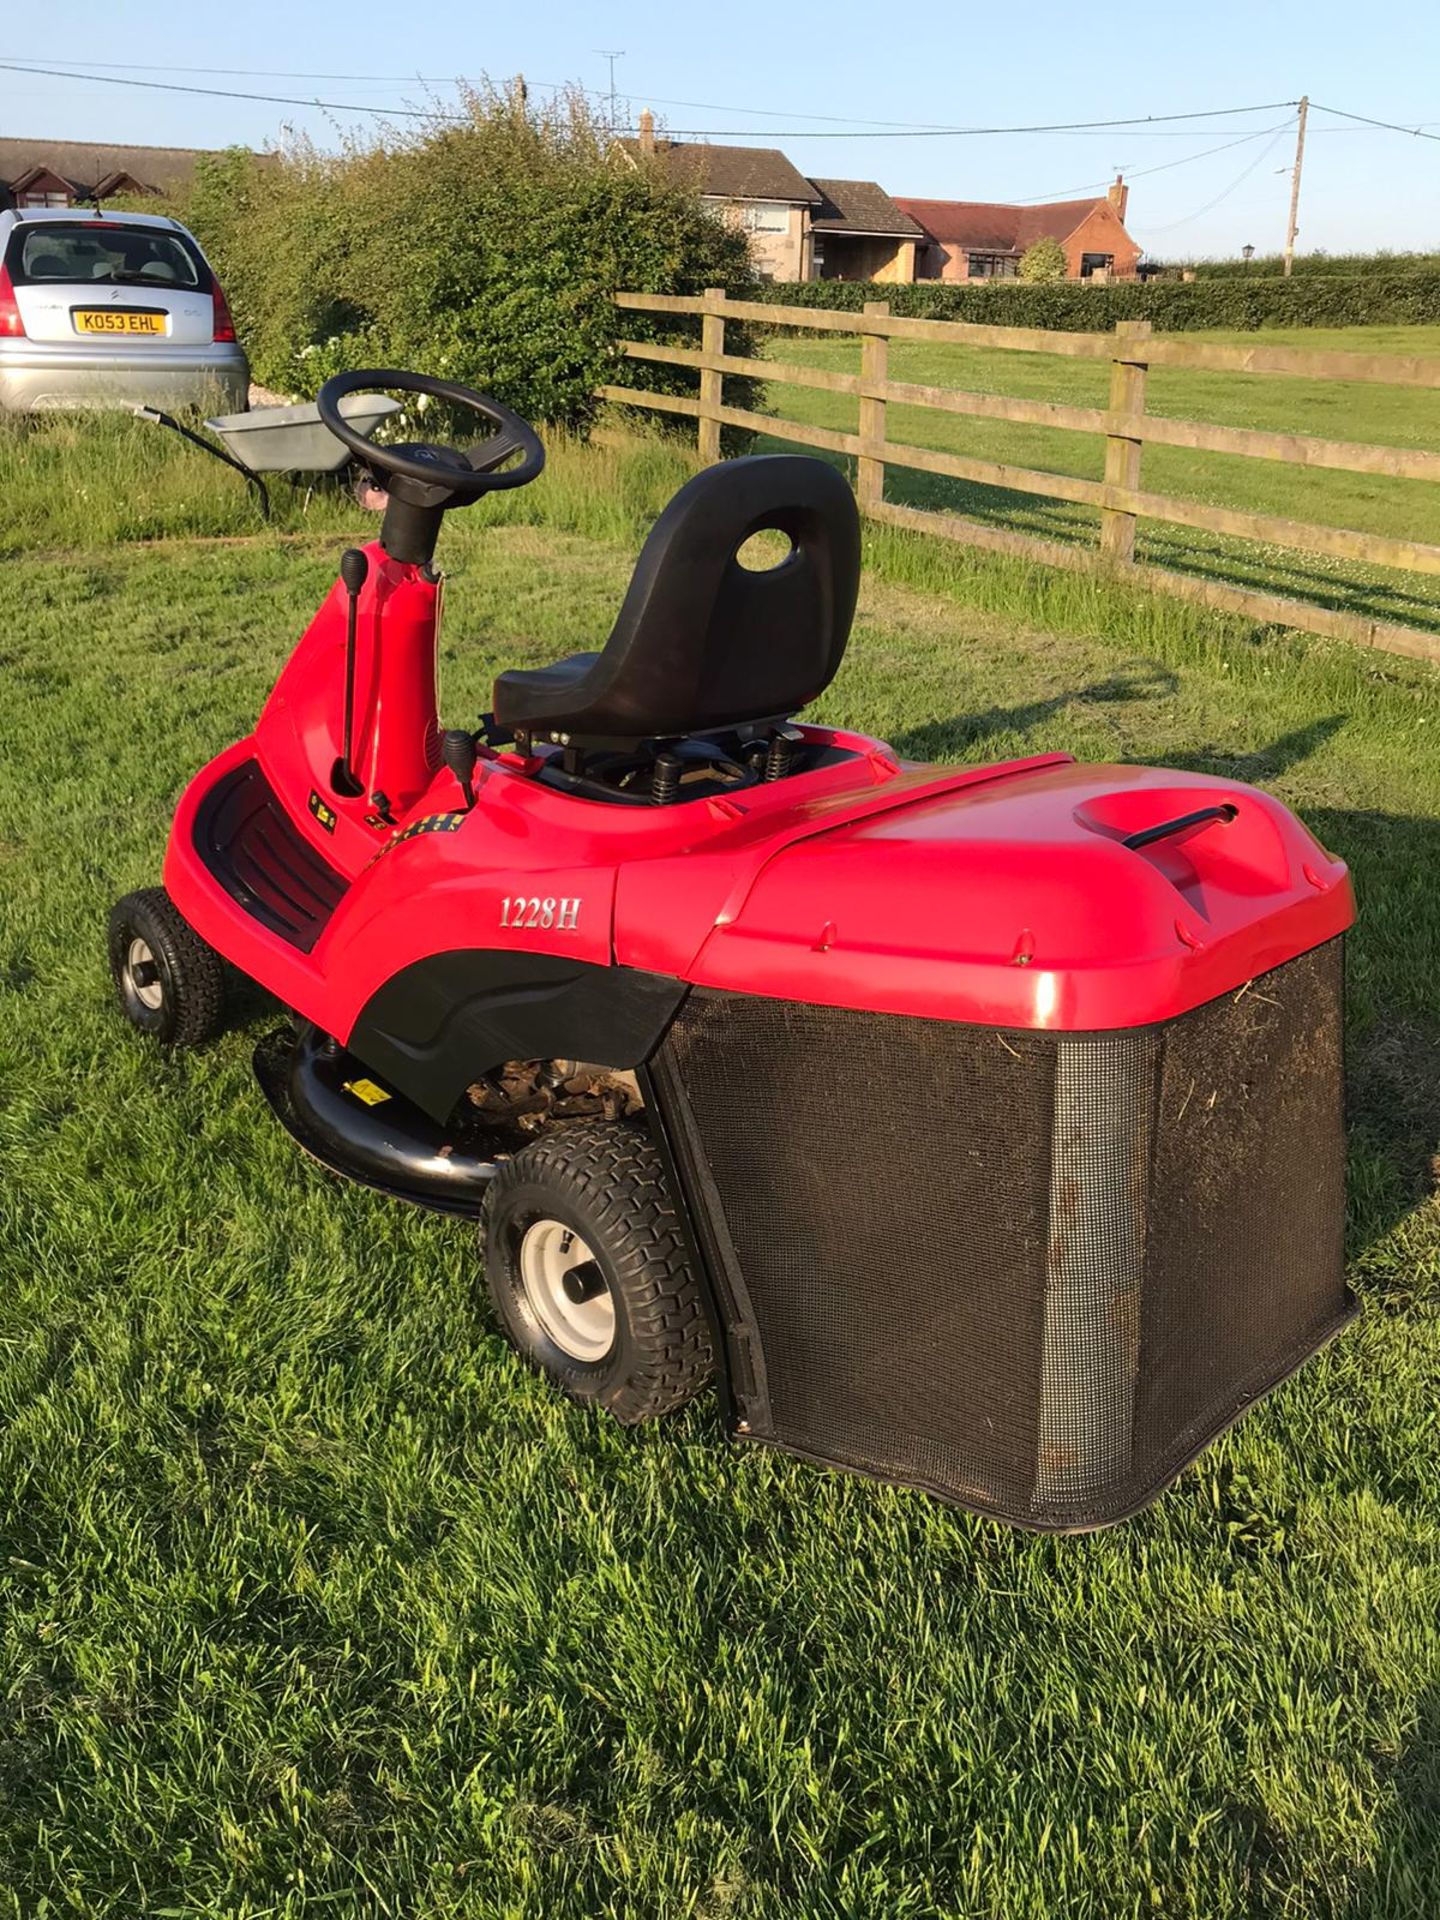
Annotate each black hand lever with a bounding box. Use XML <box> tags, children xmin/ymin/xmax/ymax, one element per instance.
<box><xmin>335</xmin><ymin>547</ymin><xmax>369</xmax><ymax>796</ymax></box>
<box><xmin>442</xmin><ymin>728</ymin><xmax>479</xmax><ymax>809</ymax></box>
<box><xmin>1122</xmin><ymin>803</ymin><xmax>1237</xmax><ymax>852</ymax></box>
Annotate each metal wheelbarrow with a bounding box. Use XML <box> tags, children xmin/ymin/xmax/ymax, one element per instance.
<box><xmin>133</xmin><ymin>393</ymin><xmax>402</xmax><ymax>517</ymax></box>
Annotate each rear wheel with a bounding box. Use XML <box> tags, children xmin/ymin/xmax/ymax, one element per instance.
<box><xmin>482</xmin><ymin>1124</ymin><xmax>714</xmax><ymax>1422</ymax></box>
<box><xmin>107</xmin><ymin>888</ymin><xmax>225</xmax><ymax>1047</ymax></box>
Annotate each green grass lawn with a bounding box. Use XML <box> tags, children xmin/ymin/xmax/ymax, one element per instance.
<box><xmin>2</xmin><ymin>419</ymin><xmax>1440</xmax><ymax>1917</ymax></box>
<box><xmin>751</xmin><ymin>323</ymin><xmax>1440</xmax><ymax>638</ymax></box>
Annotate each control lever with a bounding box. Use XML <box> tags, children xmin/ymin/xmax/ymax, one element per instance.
<box><xmin>1122</xmin><ymin>803</ymin><xmax>1237</xmax><ymax>852</ymax></box>
<box><xmin>442</xmin><ymin>729</ymin><xmax>480</xmax><ymax>809</ymax></box>
<box><xmin>335</xmin><ymin>547</ymin><xmax>370</xmax><ymax>796</ymax></box>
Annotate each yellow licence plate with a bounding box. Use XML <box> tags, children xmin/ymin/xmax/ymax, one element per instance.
<box><xmin>73</xmin><ymin>309</ymin><xmax>167</xmax><ymax>337</ymax></box>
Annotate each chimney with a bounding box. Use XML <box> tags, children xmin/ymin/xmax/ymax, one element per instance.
<box><xmin>1108</xmin><ymin>172</ymin><xmax>1129</xmax><ymax>222</ymax></box>
<box><xmin>638</xmin><ymin>108</ymin><xmax>656</xmax><ymax>157</ymax></box>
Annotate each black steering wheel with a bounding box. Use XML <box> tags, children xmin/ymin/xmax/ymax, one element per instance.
<box><xmin>317</xmin><ymin>369</ymin><xmax>545</xmax><ymax>504</ymax></box>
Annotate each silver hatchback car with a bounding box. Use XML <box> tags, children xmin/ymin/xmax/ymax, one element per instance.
<box><xmin>0</xmin><ymin>207</ymin><xmax>249</xmax><ymax>412</ymax></box>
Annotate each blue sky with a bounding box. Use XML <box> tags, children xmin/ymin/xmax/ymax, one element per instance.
<box><xmin>3</xmin><ymin>0</ymin><xmax>1437</xmax><ymax>259</ymax></box>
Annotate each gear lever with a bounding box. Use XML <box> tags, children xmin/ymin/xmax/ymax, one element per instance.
<box><xmin>442</xmin><ymin>728</ymin><xmax>479</xmax><ymax>809</ymax></box>
<box><xmin>335</xmin><ymin>547</ymin><xmax>369</xmax><ymax>796</ymax></box>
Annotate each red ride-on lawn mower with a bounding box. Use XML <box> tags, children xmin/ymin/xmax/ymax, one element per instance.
<box><xmin>109</xmin><ymin>370</ymin><xmax>1356</xmax><ymax>1530</ymax></box>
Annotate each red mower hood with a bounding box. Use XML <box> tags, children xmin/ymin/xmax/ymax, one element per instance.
<box><xmin>684</xmin><ymin>758</ymin><xmax>1352</xmax><ymax>1031</ymax></box>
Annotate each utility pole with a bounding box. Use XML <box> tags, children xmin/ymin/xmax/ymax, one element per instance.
<box><xmin>595</xmin><ymin>49</ymin><xmax>625</xmax><ymax>124</ymax></box>
<box><xmin>1283</xmin><ymin>95</ymin><xmax>1309</xmax><ymax>278</ymax></box>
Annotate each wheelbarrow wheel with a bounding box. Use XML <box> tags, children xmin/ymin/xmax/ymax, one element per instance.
<box><xmin>107</xmin><ymin>888</ymin><xmax>226</xmax><ymax>1047</ymax></box>
<box><xmin>482</xmin><ymin>1123</ymin><xmax>714</xmax><ymax>1423</ymax></box>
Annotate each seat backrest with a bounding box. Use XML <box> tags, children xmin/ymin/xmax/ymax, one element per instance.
<box><xmin>498</xmin><ymin>455</ymin><xmax>861</xmax><ymax>743</ymax></box>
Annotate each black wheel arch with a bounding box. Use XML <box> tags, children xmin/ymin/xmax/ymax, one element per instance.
<box><xmin>346</xmin><ymin>947</ymin><xmax>688</xmax><ymax>1122</ymax></box>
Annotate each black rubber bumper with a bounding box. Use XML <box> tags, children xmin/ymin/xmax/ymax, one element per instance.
<box><xmin>253</xmin><ymin>1023</ymin><xmax>507</xmax><ymax>1215</ymax></box>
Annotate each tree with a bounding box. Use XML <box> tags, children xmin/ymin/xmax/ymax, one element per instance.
<box><xmin>1018</xmin><ymin>235</ymin><xmax>1068</xmax><ymax>283</ymax></box>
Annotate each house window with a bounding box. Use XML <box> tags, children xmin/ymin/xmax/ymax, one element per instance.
<box><xmin>966</xmin><ymin>253</ymin><xmax>1017</xmax><ymax>279</ymax></box>
<box><xmin>738</xmin><ymin>202</ymin><xmax>790</xmax><ymax>235</ymax></box>
<box><xmin>1080</xmin><ymin>253</ymin><xmax>1114</xmax><ymax>278</ymax></box>
<box><xmin>19</xmin><ymin>189</ymin><xmax>72</xmax><ymax>208</ymax></box>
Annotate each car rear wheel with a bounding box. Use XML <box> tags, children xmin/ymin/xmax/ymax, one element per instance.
<box><xmin>107</xmin><ymin>888</ymin><xmax>225</xmax><ymax>1047</ymax></box>
<box><xmin>482</xmin><ymin>1124</ymin><xmax>714</xmax><ymax>1422</ymax></box>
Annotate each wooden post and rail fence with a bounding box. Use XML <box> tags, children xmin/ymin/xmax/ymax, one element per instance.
<box><xmin>598</xmin><ymin>287</ymin><xmax>1440</xmax><ymax>666</ymax></box>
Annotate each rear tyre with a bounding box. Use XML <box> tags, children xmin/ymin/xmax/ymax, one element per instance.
<box><xmin>107</xmin><ymin>888</ymin><xmax>225</xmax><ymax>1047</ymax></box>
<box><xmin>482</xmin><ymin>1123</ymin><xmax>714</xmax><ymax>1423</ymax></box>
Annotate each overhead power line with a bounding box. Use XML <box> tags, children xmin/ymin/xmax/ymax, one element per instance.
<box><xmin>6</xmin><ymin>57</ymin><xmax>1437</xmax><ymax>141</ymax></box>
<box><xmin>1142</xmin><ymin>126</ymin><xmax>1293</xmax><ymax>234</ymax></box>
<box><xmin>1014</xmin><ymin>123</ymin><xmax>1290</xmax><ymax>204</ymax></box>
<box><xmin>625</xmin><ymin>105</ymin><xmax>1302</xmax><ymax>139</ymax></box>
<box><xmin>1309</xmin><ymin>100</ymin><xmax>1440</xmax><ymax>144</ymax></box>
<box><xmin>9</xmin><ymin>60</ymin><xmax>1439</xmax><ymax>182</ymax></box>
<box><xmin>0</xmin><ymin>64</ymin><xmax>1297</xmax><ymax>138</ymax></box>
<box><xmin>0</xmin><ymin>56</ymin><xmax>936</xmax><ymax>122</ymax></box>
<box><xmin>0</xmin><ymin>56</ymin><xmax>1306</xmax><ymax>134</ymax></box>
<box><xmin>5</xmin><ymin>55</ymin><xmax>455</xmax><ymax>79</ymax></box>
<box><xmin>0</xmin><ymin>59</ymin><xmax>441</xmax><ymax>117</ymax></box>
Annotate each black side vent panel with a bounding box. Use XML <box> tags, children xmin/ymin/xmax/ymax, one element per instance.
<box><xmin>194</xmin><ymin>760</ymin><xmax>347</xmax><ymax>952</ymax></box>
<box><xmin>653</xmin><ymin>940</ymin><xmax>1351</xmax><ymax>1531</ymax></box>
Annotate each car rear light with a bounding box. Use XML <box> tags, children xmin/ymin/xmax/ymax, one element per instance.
<box><xmin>211</xmin><ymin>278</ymin><xmax>237</xmax><ymax>345</ymax></box>
<box><xmin>0</xmin><ymin>263</ymin><xmax>25</xmax><ymax>338</ymax></box>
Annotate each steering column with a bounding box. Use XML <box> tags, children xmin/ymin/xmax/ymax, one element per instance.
<box><xmin>317</xmin><ymin>369</ymin><xmax>546</xmax><ymax>568</ymax></box>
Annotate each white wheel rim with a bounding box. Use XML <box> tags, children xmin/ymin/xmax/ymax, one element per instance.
<box><xmin>518</xmin><ymin>1218</ymin><xmax>616</xmax><ymax>1363</ymax></box>
<box><xmin>126</xmin><ymin>936</ymin><xmax>165</xmax><ymax>1011</ymax></box>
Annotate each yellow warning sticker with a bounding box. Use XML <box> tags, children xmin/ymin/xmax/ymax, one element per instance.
<box><xmin>308</xmin><ymin>791</ymin><xmax>338</xmax><ymax>833</ymax></box>
<box><xmin>343</xmin><ymin>1077</ymin><xmax>392</xmax><ymax>1106</ymax></box>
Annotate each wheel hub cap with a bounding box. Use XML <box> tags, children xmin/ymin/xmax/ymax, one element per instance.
<box><xmin>125</xmin><ymin>936</ymin><xmax>165</xmax><ymax>1011</ymax></box>
<box><xmin>518</xmin><ymin>1219</ymin><xmax>616</xmax><ymax>1362</ymax></box>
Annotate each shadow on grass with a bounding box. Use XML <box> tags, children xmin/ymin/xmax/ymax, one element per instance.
<box><xmin>891</xmin><ymin>662</ymin><xmax>1179</xmax><ymax>760</ymax></box>
<box><xmin>1158</xmin><ymin>714</ymin><xmax>1351</xmax><ymax>783</ymax></box>
<box><xmin>754</xmin><ymin>429</ymin><xmax>1440</xmax><ymax>639</ymax></box>
<box><xmin>1342</xmin><ymin>1685</ymin><xmax>1440</xmax><ymax>1919</ymax></box>
<box><xmin>895</xmin><ymin>468</ymin><xmax>1440</xmax><ymax>637</ymax></box>
<box><xmin>1159</xmin><ymin>718</ymin><xmax>1440</xmax><ymax>1259</ymax></box>
<box><xmin>1158</xmin><ymin>719</ymin><xmax>1440</xmax><ymax>1281</ymax></box>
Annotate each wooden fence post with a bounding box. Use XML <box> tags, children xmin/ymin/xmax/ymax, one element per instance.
<box><xmin>1100</xmin><ymin>318</ymin><xmax>1151</xmax><ymax>564</ymax></box>
<box><xmin>698</xmin><ymin>288</ymin><xmax>725</xmax><ymax>464</ymax></box>
<box><xmin>857</xmin><ymin>300</ymin><xmax>889</xmax><ymax>514</ymax></box>
<box><xmin>599</xmin><ymin>286</ymin><xmax>1440</xmax><ymax>667</ymax></box>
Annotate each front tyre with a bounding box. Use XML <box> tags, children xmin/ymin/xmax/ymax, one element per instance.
<box><xmin>482</xmin><ymin>1124</ymin><xmax>714</xmax><ymax>1423</ymax></box>
<box><xmin>107</xmin><ymin>888</ymin><xmax>225</xmax><ymax>1047</ymax></box>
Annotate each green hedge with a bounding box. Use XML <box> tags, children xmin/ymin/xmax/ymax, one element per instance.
<box><xmin>167</xmin><ymin>92</ymin><xmax>755</xmax><ymax>431</ymax></box>
<box><xmin>1168</xmin><ymin>250</ymin><xmax>1440</xmax><ymax>280</ymax></box>
<box><xmin>741</xmin><ymin>273</ymin><xmax>1440</xmax><ymax>332</ymax></box>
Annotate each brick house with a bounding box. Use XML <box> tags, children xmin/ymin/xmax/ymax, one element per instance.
<box><xmin>619</xmin><ymin>115</ymin><xmax>822</xmax><ymax>279</ymax></box>
<box><xmin>614</xmin><ymin>119</ymin><xmax>1141</xmax><ymax>286</ymax></box>
<box><xmin>0</xmin><ymin>139</ymin><xmax>275</xmax><ymax>211</ymax></box>
<box><xmin>808</xmin><ymin>179</ymin><xmax>926</xmax><ymax>284</ymax></box>
<box><xmin>617</xmin><ymin>115</ymin><xmax>923</xmax><ymax>283</ymax></box>
<box><xmin>896</xmin><ymin>177</ymin><xmax>1141</xmax><ymax>282</ymax></box>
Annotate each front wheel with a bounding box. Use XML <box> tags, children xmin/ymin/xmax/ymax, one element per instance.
<box><xmin>482</xmin><ymin>1124</ymin><xmax>714</xmax><ymax>1423</ymax></box>
<box><xmin>107</xmin><ymin>888</ymin><xmax>225</xmax><ymax>1047</ymax></box>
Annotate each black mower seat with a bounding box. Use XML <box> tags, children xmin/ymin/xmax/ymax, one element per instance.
<box><xmin>492</xmin><ymin>455</ymin><xmax>861</xmax><ymax>744</ymax></box>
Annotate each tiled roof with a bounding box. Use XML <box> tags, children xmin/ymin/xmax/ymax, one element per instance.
<box><xmin>896</xmin><ymin>195</ymin><xmax>1121</xmax><ymax>253</ymax></box>
<box><xmin>809</xmin><ymin>178</ymin><xmax>926</xmax><ymax>238</ymax></box>
<box><xmin>619</xmin><ymin>137</ymin><xmax>820</xmax><ymax>204</ymax></box>
<box><xmin>0</xmin><ymin>138</ymin><xmax>277</xmax><ymax>198</ymax></box>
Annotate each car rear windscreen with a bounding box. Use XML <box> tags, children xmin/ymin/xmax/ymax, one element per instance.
<box><xmin>5</xmin><ymin>223</ymin><xmax>210</xmax><ymax>292</ymax></box>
